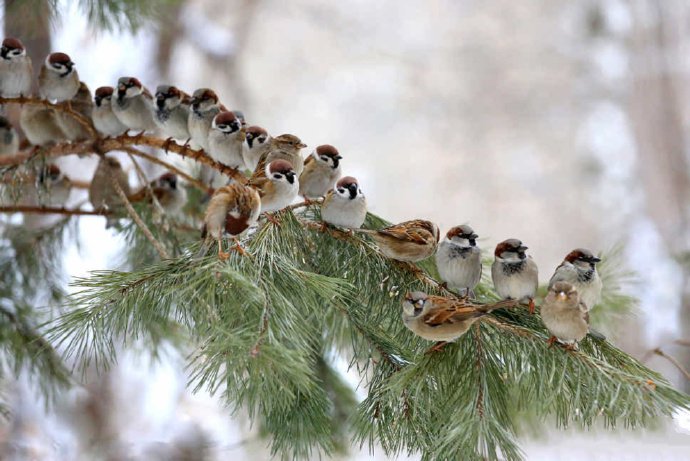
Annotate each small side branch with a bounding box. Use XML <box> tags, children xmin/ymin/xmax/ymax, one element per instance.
<box><xmin>0</xmin><ymin>205</ymin><xmax>110</xmax><ymax>216</ymax></box>
<box><xmin>652</xmin><ymin>348</ymin><xmax>690</xmax><ymax>382</ymax></box>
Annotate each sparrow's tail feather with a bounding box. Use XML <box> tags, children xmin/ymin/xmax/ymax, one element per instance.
<box><xmin>195</xmin><ymin>237</ymin><xmax>212</xmax><ymax>259</ymax></box>
<box><xmin>479</xmin><ymin>298</ymin><xmax>519</xmax><ymax>314</ymax></box>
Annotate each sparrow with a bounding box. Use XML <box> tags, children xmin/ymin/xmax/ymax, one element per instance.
<box><xmin>491</xmin><ymin>239</ymin><xmax>539</xmax><ymax>313</ymax></box>
<box><xmin>321</xmin><ymin>176</ymin><xmax>367</xmax><ymax>229</ymax></box>
<box><xmin>249</xmin><ymin>159</ymin><xmax>298</xmax><ymax>213</ymax></box>
<box><xmin>261</xmin><ymin>134</ymin><xmax>307</xmax><ymax>176</ymax></box>
<box><xmin>89</xmin><ymin>155</ymin><xmax>131</xmax><ymax>228</ymax></box>
<box><xmin>548</xmin><ymin>248</ymin><xmax>602</xmax><ymax>311</ymax></box>
<box><xmin>112</xmin><ymin>77</ymin><xmax>156</xmax><ymax>132</ymax></box>
<box><xmin>128</xmin><ymin>172</ymin><xmax>187</xmax><ymax>215</ymax></box>
<box><xmin>20</xmin><ymin>105</ymin><xmax>65</xmax><ymax>146</ymax></box>
<box><xmin>153</xmin><ymin>85</ymin><xmax>191</xmax><ymax>141</ymax></box>
<box><xmin>243</xmin><ymin>125</ymin><xmax>271</xmax><ymax>171</ymax></box>
<box><xmin>0</xmin><ymin>115</ymin><xmax>19</xmax><ymax>156</ymax></box>
<box><xmin>355</xmin><ymin>219</ymin><xmax>439</xmax><ymax>262</ymax></box>
<box><xmin>56</xmin><ymin>81</ymin><xmax>94</xmax><ymax>141</ymax></box>
<box><xmin>402</xmin><ymin>291</ymin><xmax>514</xmax><ymax>347</ymax></box>
<box><xmin>38</xmin><ymin>52</ymin><xmax>79</xmax><ymax>102</ymax></box>
<box><xmin>187</xmin><ymin>88</ymin><xmax>224</xmax><ymax>151</ymax></box>
<box><xmin>92</xmin><ymin>86</ymin><xmax>127</xmax><ymax>137</ymax></box>
<box><xmin>5</xmin><ymin>164</ymin><xmax>72</xmax><ymax>206</ymax></box>
<box><xmin>0</xmin><ymin>37</ymin><xmax>32</xmax><ymax>97</ymax></box>
<box><xmin>435</xmin><ymin>225</ymin><xmax>482</xmax><ymax>297</ymax></box>
<box><xmin>201</xmin><ymin>182</ymin><xmax>261</xmax><ymax>259</ymax></box>
<box><xmin>541</xmin><ymin>281</ymin><xmax>589</xmax><ymax>349</ymax></box>
<box><xmin>207</xmin><ymin>111</ymin><xmax>245</xmax><ymax>169</ymax></box>
<box><xmin>299</xmin><ymin>144</ymin><xmax>342</xmax><ymax>199</ymax></box>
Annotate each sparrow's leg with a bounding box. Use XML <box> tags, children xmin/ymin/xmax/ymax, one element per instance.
<box><xmin>217</xmin><ymin>239</ymin><xmax>230</xmax><ymax>261</ymax></box>
<box><xmin>232</xmin><ymin>237</ymin><xmax>248</xmax><ymax>257</ymax></box>
<box><xmin>426</xmin><ymin>341</ymin><xmax>448</xmax><ymax>354</ymax></box>
<box><xmin>528</xmin><ymin>298</ymin><xmax>536</xmax><ymax>314</ymax></box>
<box><xmin>303</xmin><ymin>197</ymin><xmax>314</xmax><ymax>206</ymax></box>
<box><xmin>546</xmin><ymin>336</ymin><xmax>558</xmax><ymax>348</ymax></box>
<box><xmin>563</xmin><ymin>342</ymin><xmax>579</xmax><ymax>352</ymax></box>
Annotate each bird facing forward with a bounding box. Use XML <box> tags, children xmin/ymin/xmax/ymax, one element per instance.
<box><xmin>299</xmin><ymin>144</ymin><xmax>342</xmax><ymax>199</ymax></box>
<box><xmin>0</xmin><ymin>37</ymin><xmax>32</xmax><ymax>97</ymax></box>
<box><xmin>435</xmin><ymin>224</ymin><xmax>482</xmax><ymax>297</ymax></box>
<box><xmin>321</xmin><ymin>176</ymin><xmax>367</xmax><ymax>229</ymax></box>
<box><xmin>548</xmin><ymin>248</ymin><xmax>602</xmax><ymax>311</ymax></box>
<box><xmin>38</xmin><ymin>52</ymin><xmax>79</xmax><ymax>102</ymax></box>
<box><xmin>541</xmin><ymin>281</ymin><xmax>589</xmax><ymax>349</ymax></box>
<box><xmin>491</xmin><ymin>238</ymin><xmax>539</xmax><ymax>313</ymax></box>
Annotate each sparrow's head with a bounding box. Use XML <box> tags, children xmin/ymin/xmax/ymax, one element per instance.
<box><xmin>403</xmin><ymin>291</ymin><xmax>430</xmax><ymax>317</ymax></box>
<box><xmin>446</xmin><ymin>224</ymin><xmax>478</xmax><ymax>247</ymax></box>
<box><xmin>548</xmin><ymin>281</ymin><xmax>580</xmax><ymax>306</ymax></box>
<box><xmin>38</xmin><ymin>164</ymin><xmax>64</xmax><ymax>185</ymax></box>
<box><xmin>1</xmin><ymin>37</ymin><xmax>25</xmax><ymax>60</ymax></box>
<box><xmin>190</xmin><ymin>88</ymin><xmax>219</xmax><ymax>112</ymax></box>
<box><xmin>212</xmin><ymin>111</ymin><xmax>242</xmax><ymax>134</ymax></box>
<box><xmin>46</xmin><ymin>52</ymin><xmax>75</xmax><ymax>76</ymax></box>
<box><xmin>564</xmin><ymin>248</ymin><xmax>601</xmax><ymax>270</ymax></box>
<box><xmin>155</xmin><ymin>85</ymin><xmax>185</xmax><ymax>110</ymax></box>
<box><xmin>334</xmin><ymin>176</ymin><xmax>362</xmax><ymax>200</ymax></box>
<box><xmin>104</xmin><ymin>156</ymin><xmax>123</xmax><ymax>170</ymax></box>
<box><xmin>155</xmin><ymin>172</ymin><xmax>178</xmax><ymax>190</ymax></box>
<box><xmin>274</xmin><ymin>134</ymin><xmax>306</xmax><ymax>150</ymax></box>
<box><xmin>117</xmin><ymin>77</ymin><xmax>144</xmax><ymax>100</ymax></box>
<box><xmin>246</xmin><ymin>125</ymin><xmax>268</xmax><ymax>149</ymax></box>
<box><xmin>266</xmin><ymin>159</ymin><xmax>296</xmax><ymax>185</ymax></box>
<box><xmin>94</xmin><ymin>86</ymin><xmax>114</xmax><ymax>107</ymax></box>
<box><xmin>495</xmin><ymin>238</ymin><xmax>528</xmax><ymax>262</ymax></box>
<box><xmin>312</xmin><ymin>144</ymin><xmax>342</xmax><ymax>169</ymax></box>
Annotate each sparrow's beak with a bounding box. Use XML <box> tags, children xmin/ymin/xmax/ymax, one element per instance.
<box><xmin>94</xmin><ymin>96</ymin><xmax>102</xmax><ymax>106</ymax></box>
<box><xmin>156</xmin><ymin>95</ymin><xmax>166</xmax><ymax>109</ymax></box>
<box><xmin>0</xmin><ymin>47</ymin><xmax>8</xmax><ymax>59</ymax></box>
<box><xmin>297</xmin><ymin>142</ymin><xmax>307</xmax><ymax>148</ymax></box>
<box><xmin>347</xmin><ymin>183</ymin><xmax>358</xmax><ymax>200</ymax></box>
<box><xmin>285</xmin><ymin>172</ymin><xmax>296</xmax><ymax>184</ymax></box>
<box><xmin>469</xmin><ymin>233</ymin><xmax>479</xmax><ymax>240</ymax></box>
<box><xmin>557</xmin><ymin>291</ymin><xmax>567</xmax><ymax>301</ymax></box>
<box><xmin>589</xmin><ymin>256</ymin><xmax>602</xmax><ymax>263</ymax></box>
<box><xmin>518</xmin><ymin>245</ymin><xmax>528</xmax><ymax>252</ymax></box>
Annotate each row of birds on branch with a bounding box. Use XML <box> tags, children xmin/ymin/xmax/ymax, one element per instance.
<box><xmin>0</xmin><ymin>38</ymin><xmax>601</xmax><ymax>351</ymax></box>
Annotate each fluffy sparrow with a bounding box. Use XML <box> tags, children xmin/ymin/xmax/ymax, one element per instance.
<box><xmin>56</xmin><ymin>81</ymin><xmax>94</xmax><ymax>141</ymax></box>
<box><xmin>38</xmin><ymin>52</ymin><xmax>79</xmax><ymax>102</ymax></box>
<box><xmin>356</xmin><ymin>219</ymin><xmax>439</xmax><ymax>262</ymax></box>
<box><xmin>4</xmin><ymin>164</ymin><xmax>72</xmax><ymax>206</ymax></box>
<box><xmin>208</xmin><ymin>111</ymin><xmax>245</xmax><ymax>169</ymax></box>
<box><xmin>89</xmin><ymin>155</ymin><xmax>131</xmax><ymax>228</ymax></box>
<box><xmin>20</xmin><ymin>105</ymin><xmax>65</xmax><ymax>145</ymax></box>
<box><xmin>187</xmin><ymin>88</ymin><xmax>224</xmax><ymax>151</ymax></box>
<box><xmin>0</xmin><ymin>37</ymin><xmax>32</xmax><ymax>97</ymax></box>
<box><xmin>541</xmin><ymin>281</ymin><xmax>589</xmax><ymax>348</ymax></box>
<box><xmin>249</xmin><ymin>159</ymin><xmax>298</xmax><ymax>213</ymax></box>
<box><xmin>253</xmin><ymin>134</ymin><xmax>307</xmax><ymax>178</ymax></box>
<box><xmin>112</xmin><ymin>77</ymin><xmax>156</xmax><ymax>132</ymax></box>
<box><xmin>402</xmin><ymin>291</ymin><xmax>514</xmax><ymax>346</ymax></box>
<box><xmin>321</xmin><ymin>176</ymin><xmax>367</xmax><ymax>229</ymax></box>
<box><xmin>243</xmin><ymin>125</ymin><xmax>271</xmax><ymax>171</ymax></box>
<box><xmin>128</xmin><ymin>172</ymin><xmax>187</xmax><ymax>215</ymax></box>
<box><xmin>36</xmin><ymin>164</ymin><xmax>72</xmax><ymax>206</ymax></box>
<box><xmin>548</xmin><ymin>248</ymin><xmax>602</xmax><ymax>310</ymax></box>
<box><xmin>0</xmin><ymin>115</ymin><xmax>19</xmax><ymax>156</ymax></box>
<box><xmin>435</xmin><ymin>225</ymin><xmax>482</xmax><ymax>297</ymax></box>
<box><xmin>153</xmin><ymin>85</ymin><xmax>191</xmax><ymax>141</ymax></box>
<box><xmin>92</xmin><ymin>86</ymin><xmax>127</xmax><ymax>137</ymax></box>
<box><xmin>202</xmin><ymin>182</ymin><xmax>261</xmax><ymax>259</ymax></box>
<box><xmin>491</xmin><ymin>239</ymin><xmax>539</xmax><ymax>312</ymax></box>
<box><xmin>299</xmin><ymin>144</ymin><xmax>342</xmax><ymax>199</ymax></box>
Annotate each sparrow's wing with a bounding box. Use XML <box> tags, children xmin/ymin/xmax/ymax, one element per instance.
<box><xmin>303</xmin><ymin>154</ymin><xmax>315</xmax><ymax>167</ymax></box>
<box><xmin>142</xmin><ymin>86</ymin><xmax>153</xmax><ymax>101</ymax></box>
<box><xmin>378</xmin><ymin>222</ymin><xmax>430</xmax><ymax>245</ymax></box>
<box><xmin>422</xmin><ymin>298</ymin><xmax>484</xmax><ymax>326</ymax></box>
<box><xmin>581</xmin><ymin>303</ymin><xmax>590</xmax><ymax>326</ymax></box>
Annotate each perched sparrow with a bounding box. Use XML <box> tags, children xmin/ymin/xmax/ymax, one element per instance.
<box><xmin>249</xmin><ymin>159</ymin><xmax>298</xmax><ymax>213</ymax></box>
<box><xmin>128</xmin><ymin>172</ymin><xmax>187</xmax><ymax>215</ymax></box>
<box><xmin>187</xmin><ymin>88</ymin><xmax>224</xmax><ymax>151</ymax></box>
<box><xmin>208</xmin><ymin>111</ymin><xmax>245</xmax><ymax>169</ymax></box>
<box><xmin>4</xmin><ymin>164</ymin><xmax>72</xmax><ymax>206</ymax></box>
<box><xmin>243</xmin><ymin>125</ymin><xmax>271</xmax><ymax>171</ymax></box>
<box><xmin>56</xmin><ymin>81</ymin><xmax>94</xmax><ymax>141</ymax></box>
<box><xmin>262</xmin><ymin>134</ymin><xmax>307</xmax><ymax>176</ymax></box>
<box><xmin>202</xmin><ymin>182</ymin><xmax>261</xmax><ymax>259</ymax></box>
<box><xmin>491</xmin><ymin>239</ymin><xmax>539</xmax><ymax>312</ymax></box>
<box><xmin>402</xmin><ymin>291</ymin><xmax>514</xmax><ymax>345</ymax></box>
<box><xmin>299</xmin><ymin>144</ymin><xmax>342</xmax><ymax>199</ymax></box>
<box><xmin>20</xmin><ymin>105</ymin><xmax>65</xmax><ymax>146</ymax></box>
<box><xmin>153</xmin><ymin>85</ymin><xmax>191</xmax><ymax>141</ymax></box>
<box><xmin>355</xmin><ymin>219</ymin><xmax>439</xmax><ymax>262</ymax></box>
<box><xmin>92</xmin><ymin>86</ymin><xmax>127</xmax><ymax>137</ymax></box>
<box><xmin>38</xmin><ymin>52</ymin><xmax>79</xmax><ymax>102</ymax></box>
<box><xmin>548</xmin><ymin>248</ymin><xmax>602</xmax><ymax>311</ymax></box>
<box><xmin>0</xmin><ymin>37</ymin><xmax>32</xmax><ymax>97</ymax></box>
<box><xmin>435</xmin><ymin>225</ymin><xmax>482</xmax><ymax>296</ymax></box>
<box><xmin>321</xmin><ymin>176</ymin><xmax>367</xmax><ymax>229</ymax></box>
<box><xmin>541</xmin><ymin>281</ymin><xmax>589</xmax><ymax>348</ymax></box>
<box><xmin>89</xmin><ymin>156</ymin><xmax>131</xmax><ymax>228</ymax></box>
<box><xmin>112</xmin><ymin>77</ymin><xmax>156</xmax><ymax>132</ymax></box>
<box><xmin>0</xmin><ymin>115</ymin><xmax>19</xmax><ymax>156</ymax></box>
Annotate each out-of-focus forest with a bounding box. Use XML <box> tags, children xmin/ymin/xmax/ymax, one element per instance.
<box><xmin>1</xmin><ymin>0</ymin><xmax>690</xmax><ymax>459</ymax></box>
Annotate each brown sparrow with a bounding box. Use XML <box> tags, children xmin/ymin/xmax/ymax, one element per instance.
<box><xmin>128</xmin><ymin>172</ymin><xmax>187</xmax><ymax>215</ymax></box>
<box><xmin>253</xmin><ymin>134</ymin><xmax>307</xmax><ymax>178</ymax></box>
<box><xmin>38</xmin><ymin>52</ymin><xmax>79</xmax><ymax>102</ymax></box>
<box><xmin>402</xmin><ymin>291</ymin><xmax>514</xmax><ymax>344</ymax></box>
<box><xmin>0</xmin><ymin>37</ymin><xmax>32</xmax><ymax>97</ymax></box>
<box><xmin>56</xmin><ymin>81</ymin><xmax>94</xmax><ymax>141</ymax></box>
<box><xmin>112</xmin><ymin>77</ymin><xmax>156</xmax><ymax>132</ymax></box>
<box><xmin>541</xmin><ymin>281</ymin><xmax>589</xmax><ymax>348</ymax></box>
<box><xmin>321</xmin><ymin>176</ymin><xmax>367</xmax><ymax>229</ymax></box>
<box><xmin>435</xmin><ymin>225</ymin><xmax>482</xmax><ymax>297</ymax></box>
<box><xmin>299</xmin><ymin>144</ymin><xmax>342</xmax><ymax>199</ymax></box>
<box><xmin>20</xmin><ymin>105</ymin><xmax>65</xmax><ymax>145</ymax></box>
<box><xmin>93</xmin><ymin>86</ymin><xmax>127</xmax><ymax>136</ymax></box>
<box><xmin>89</xmin><ymin>156</ymin><xmax>131</xmax><ymax>228</ymax></box>
<box><xmin>249</xmin><ymin>159</ymin><xmax>298</xmax><ymax>213</ymax></box>
<box><xmin>491</xmin><ymin>239</ymin><xmax>539</xmax><ymax>313</ymax></box>
<box><xmin>0</xmin><ymin>115</ymin><xmax>19</xmax><ymax>156</ymax></box>
<box><xmin>243</xmin><ymin>125</ymin><xmax>271</xmax><ymax>171</ymax></box>
<box><xmin>548</xmin><ymin>248</ymin><xmax>602</xmax><ymax>311</ymax></box>
<box><xmin>356</xmin><ymin>219</ymin><xmax>439</xmax><ymax>262</ymax></box>
<box><xmin>187</xmin><ymin>88</ymin><xmax>224</xmax><ymax>151</ymax></box>
<box><xmin>202</xmin><ymin>182</ymin><xmax>261</xmax><ymax>259</ymax></box>
<box><xmin>208</xmin><ymin>111</ymin><xmax>245</xmax><ymax>169</ymax></box>
<box><xmin>5</xmin><ymin>164</ymin><xmax>73</xmax><ymax>206</ymax></box>
<box><xmin>153</xmin><ymin>85</ymin><xmax>191</xmax><ymax>141</ymax></box>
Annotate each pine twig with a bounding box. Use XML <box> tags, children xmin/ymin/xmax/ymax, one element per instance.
<box><xmin>652</xmin><ymin>348</ymin><xmax>690</xmax><ymax>382</ymax></box>
<box><xmin>0</xmin><ymin>205</ymin><xmax>111</xmax><ymax>216</ymax></box>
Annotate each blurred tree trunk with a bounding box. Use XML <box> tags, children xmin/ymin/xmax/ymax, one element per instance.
<box><xmin>4</xmin><ymin>0</ymin><xmax>52</xmax><ymax>89</ymax></box>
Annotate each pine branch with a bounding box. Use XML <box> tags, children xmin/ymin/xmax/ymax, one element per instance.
<box><xmin>652</xmin><ymin>348</ymin><xmax>690</xmax><ymax>382</ymax></box>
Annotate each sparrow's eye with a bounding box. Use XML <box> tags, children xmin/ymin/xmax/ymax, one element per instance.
<box><xmin>11</xmin><ymin>49</ymin><xmax>20</xmax><ymax>56</ymax></box>
<box><xmin>337</xmin><ymin>187</ymin><xmax>346</xmax><ymax>194</ymax></box>
<box><xmin>273</xmin><ymin>173</ymin><xmax>283</xmax><ymax>180</ymax></box>
<box><xmin>320</xmin><ymin>155</ymin><xmax>329</xmax><ymax>162</ymax></box>
<box><xmin>258</xmin><ymin>136</ymin><xmax>266</xmax><ymax>143</ymax></box>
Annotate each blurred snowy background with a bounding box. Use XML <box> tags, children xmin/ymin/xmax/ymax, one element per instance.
<box><xmin>2</xmin><ymin>0</ymin><xmax>690</xmax><ymax>459</ymax></box>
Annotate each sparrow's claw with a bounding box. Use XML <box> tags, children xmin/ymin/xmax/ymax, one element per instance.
<box><xmin>132</xmin><ymin>130</ymin><xmax>146</xmax><ymax>144</ymax></box>
<box><xmin>319</xmin><ymin>221</ymin><xmax>328</xmax><ymax>233</ymax></box>
<box><xmin>217</xmin><ymin>240</ymin><xmax>230</xmax><ymax>260</ymax></box>
<box><xmin>232</xmin><ymin>237</ymin><xmax>248</xmax><ymax>257</ymax></box>
<box><xmin>426</xmin><ymin>341</ymin><xmax>448</xmax><ymax>354</ymax></box>
<box><xmin>563</xmin><ymin>343</ymin><xmax>578</xmax><ymax>352</ymax></box>
<box><xmin>303</xmin><ymin>197</ymin><xmax>314</xmax><ymax>206</ymax></box>
<box><xmin>547</xmin><ymin>336</ymin><xmax>558</xmax><ymax>348</ymax></box>
<box><xmin>528</xmin><ymin>298</ymin><xmax>536</xmax><ymax>314</ymax></box>
<box><xmin>264</xmin><ymin>212</ymin><xmax>281</xmax><ymax>226</ymax></box>
<box><xmin>162</xmin><ymin>137</ymin><xmax>176</xmax><ymax>153</ymax></box>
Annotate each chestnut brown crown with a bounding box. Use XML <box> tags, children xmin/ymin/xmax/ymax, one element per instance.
<box><xmin>564</xmin><ymin>248</ymin><xmax>601</xmax><ymax>264</ymax></box>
